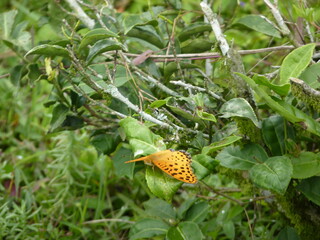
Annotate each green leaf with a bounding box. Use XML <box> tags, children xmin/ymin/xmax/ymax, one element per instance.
<box><xmin>253</xmin><ymin>74</ymin><xmax>290</xmax><ymax>96</ymax></box>
<box><xmin>112</xmin><ymin>144</ymin><xmax>134</xmax><ymax>179</ymax></box>
<box><xmin>164</xmin><ymin>62</ymin><xmax>198</xmax><ymax>80</ymax></box>
<box><xmin>150</xmin><ymin>98</ymin><xmax>171</xmax><ymax>108</ymax></box>
<box><xmin>276</xmin><ymin>226</ymin><xmax>300</xmax><ymax>240</ymax></box>
<box><xmin>178</xmin><ymin>22</ymin><xmax>212</xmax><ymax>42</ymax></box>
<box><xmin>279</xmin><ymin>43</ymin><xmax>315</xmax><ymax>85</ymax></box>
<box><xmin>181</xmin><ymin>39</ymin><xmax>213</xmax><ymax>53</ymax></box>
<box><xmin>177</xmin><ymin>198</ymin><xmax>197</xmax><ymax>219</ymax></box>
<box><xmin>127</xmin><ymin>26</ymin><xmax>164</xmax><ymax>49</ymax></box>
<box><xmin>10</xmin><ymin>64</ymin><xmax>24</xmax><ymax>86</ymax></box>
<box><xmin>220</xmin><ymin>98</ymin><xmax>259</xmax><ymax>127</ymax></box>
<box><xmin>184</xmin><ymin>201</ymin><xmax>210</xmax><ymax>223</ymax></box>
<box><xmin>25</xmin><ymin>44</ymin><xmax>70</xmax><ymax>58</ymax></box>
<box><xmin>192</xmin><ymin>154</ymin><xmax>217</xmax><ymax>174</ymax></box>
<box><xmin>60</xmin><ymin>115</ymin><xmax>84</xmax><ymax>130</ymax></box>
<box><xmin>128</xmin><ymin>139</ymin><xmax>161</xmax><ymax>157</ymax></box>
<box><xmin>129</xmin><ymin>218</ymin><xmax>170</xmax><ymax>240</ymax></box>
<box><xmin>79</xmin><ymin>28</ymin><xmax>119</xmax><ymax>50</ymax></box>
<box><xmin>235</xmin><ymin>15</ymin><xmax>281</xmax><ymax>38</ymax></box>
<box><xmin>202</xmin><ymin>135</ymin><xmax>242</xmax><ymax>155</ymax></box>
<box><xmin>86</xmin><ymin>39</ymin><xmax>124</xmax><ymax>63</ymax></box>
<box><xmin>114</xmin><ymin>65</ymin><xmax>129</xmax><ymax>87</ymax></box>
<box><xmin>123</xmin><ymin>14</ymin><xmax>158</xmax><ymax>34</ymax></box>
<box><xmin>296</xmin><ymin>176</ymin><xmax>320</xmax><ymax>206</ymax></box>
<box><xmin>119</xmin><ymin>117</ymin><xmax>163</xmax><ymax>145</ymax></box>
<box><xmin>300</xmin><ymin>62</ymin><xmax>320</xmax><ymax>89</ymax></box>
<box><xmin>0</xmin><ymin>10</ymin><xmax>17</xmax><ymax>39</ymax></box>
<box><xmin>236</xmin><ymin>73</ymin><xmax>303</xmax><ymax>123</ymax></box>
<box><xmin>249</xmin><ymin>156</ymin><xmax>292</xmax><ymax>195</ymax></box>
<box><xmin>216</xmin><ymin>144</ymin><xmax>268</xmax><ymax>170</ymax></box>
<box><xmin>291</xmin><ymin>152</ymin><xmax>320</xmax><ymax>179</ymax></box>
<box><xmin>196</xmin><ymin>109</ymin><xmax>216</xmax><ymax>122</ymax></box>
<box><xmin>26</xmin><ymin>63</ymin><xmax>42</xmax><ymax>83</ymax></box>
<box><xmin>262</xmin><ymin>115</ymin><xmax>286</xmax><ymax>156</ymax></box>
<box><xmin>163</xmin><ymin>98</ymin><xmax>204</xmax><ymax>124</ymax></box>
<box><xmin>167</xmin><ymin>222</ymin><xmax>203</xmax><ymax>240</ymax></box>
<box><xmin>145</xmin><ymin>167</ymin><xmax>182</xmax><ymax>202</ymax></box>
<box><xmin>273</xmin><ymin>97</ymin><xmax>320</xmax><ymax>137</ymax></box>
<box><xmin>50</xmin><ymin>104</ymin><xmax>69</xmax><ymax>132</ymax></box>
<box><xmin>223</xmin><ymin>221</ymin><xmax>235</xmax><ymax>240</ymax></box>
<box><xmin>143</xmin><ymin>198</ymin><xmax>176</xmax><ymax>220</ymax></box>
<box><xmin>90</xmin><ymin>133</ymin><xmax>118</xmax><ymax>155</ymax></box>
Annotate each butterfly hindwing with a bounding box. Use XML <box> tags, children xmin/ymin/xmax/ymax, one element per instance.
<box><xmin>152</xmin><ymin>150</ymin><xmax>197</xmax><ymax>184</ymax></box>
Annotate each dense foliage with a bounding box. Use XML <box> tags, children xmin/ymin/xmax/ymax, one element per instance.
<box><xmin>1</xmin><ymin>0</ymin><xmax>320</xmax><ymax>239</ymax></box>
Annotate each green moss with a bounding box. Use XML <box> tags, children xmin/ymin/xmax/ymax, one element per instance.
<box><xmin>291</xmin><ymin>80</ymin><xmax>320</xmax><ymax>112</ymax></box>
<box><xmin>277</xmin><ymin>183</ymin><xmax>320</xmax><ymax>239</ymax></box>
<box><xmin>234</xmin><ymin>117</ymin><xmax>262</xmax><ymax>143</ymax></box>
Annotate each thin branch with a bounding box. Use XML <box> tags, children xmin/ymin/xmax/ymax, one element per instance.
<box><xmin>290</xmin><ymin>77</ymin><xmax>320</xmax><ymax>98</ymax></box>
<box><xmin>83</xmin><ymin>218</ymin><xmax>135</xmax><ymax>224</ymax></box>
<box><xmin>123</xmin><ymin>45</ymin><xmax>296</xmax><ymax>60</ymax></box>
<box><xmin>200</xmin><ymin>1</ymin><xmax>230</xmax><ymax>56</ymax></box>
<box><xmin>118</xmin><ymin>52</ymin><xmax>182</xmax><ymax>97</ymax></box>
<box><xmin>202</xmin><ymin>183</ymin><xmax>245</xmax><ymax>205</ymax></box>
<box><xmin>244</xmin><ymin>208</ymin><xmax>255</xmax><ymax>240</ymax></box>
<box><xmin>170</xmin><ymin>80</ymin><xmax>223</xmax><ymax>101</ymax></box>
<box><xmin>68</xmin><ymin>47</ymin><xmax>176</xmax><ymax>129</ymax></box>
<box><xmin>264</xmin><ymin>0</ymin><xmax>290</xmax><ymax>35</ymax></box>
<box><xmin>65</xmin><ymin>0</ymin><xmax>95</xmax><ymax>29</ymax></box>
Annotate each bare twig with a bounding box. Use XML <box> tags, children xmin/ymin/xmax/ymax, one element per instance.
<box><xmin>200</xmin><ymin>1</ymin><xmax>229</xmax><ymax>56</ymax></box>
<box><xmin>202</xmin><ymin>183</ymin><xmax>245</xmax><ymax>205</ymax></box>
<box><xmin>170</xmin><ymin>80</ymin><xmax>223</xmax><ymax>101</ymax></box>
<box><xmin>67</xmin><ymin>47</ymin><xmax>179</xmax><ymax>129</ymax></box>
<box><xmin>65</xmin><ymin>0</ymin><xmax>95</xmax><ymax>29</ymax></box>
<box><xmin>244</xmin><ymin>208</ymin><xmax>255</xmax><ymax>240</ymax></box>
<box><xmin>83</xmin><ymin>218</ymin><xmax>135</xmax><ymax>224</ymax></box>
<box><xmin>264</xmin><ymin>0</ymin><xmax>290</xmax><ymax>35</ymax></box>
<box><xmin>124</xmin><ymin>45</ymin><xmax>295</xmax><ymax>60</ymax></box>
<box><xmin>118</xmin><ymin>52</ymin><xmax>182</xmax><ymax>97</ymax></box>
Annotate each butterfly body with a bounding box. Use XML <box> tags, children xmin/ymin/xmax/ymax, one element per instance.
<box><xmin>125</xmin><ymin>149</ymin><xmax>197</xmax><ymax>184</ymax></box>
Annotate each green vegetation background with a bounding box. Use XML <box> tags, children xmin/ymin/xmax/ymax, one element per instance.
<box><xmin>0</xmin><ymin>0</ymin><xmax>320</xmax><ymax>239</ymax></box>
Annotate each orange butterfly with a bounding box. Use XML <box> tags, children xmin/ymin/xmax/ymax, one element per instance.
<box><xmin>125</xmin><ymin>149</ymin><xmax>197</xmax><ymax>184</ymax></box>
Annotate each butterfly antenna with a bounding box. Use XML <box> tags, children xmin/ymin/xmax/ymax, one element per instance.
<box><xmin>125</xmin><ymin>155</ymin><xmax>149</xmax><ymax>163</ymax></box>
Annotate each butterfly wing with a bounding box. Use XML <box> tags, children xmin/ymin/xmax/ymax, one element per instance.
<box><xmin>151</xmin><ymin>150</ymin><xmax>197</xmax><ymax>184</ymax></box>
<box><xmin>125</xmin><ymin>150</ymin><xmax>171</xmax><ymax>164</ymax></box>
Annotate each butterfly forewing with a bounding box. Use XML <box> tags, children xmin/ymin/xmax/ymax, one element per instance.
<box><xmin>151</xmin><ymin>150</ymin><xmax>197</xmax><ymax>184</ymax></box>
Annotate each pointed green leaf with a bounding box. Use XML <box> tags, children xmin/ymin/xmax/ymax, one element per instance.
<box><xmin>236</xmin><ymin>73</ymin><xmax>303</xmax><ymax>123</ymax></box>
<box><xmin>296</xmin><ymin>177</ymin><xmax>320</xmax><ymax>206</ymax></box>
<box><xmin>119</xmin><ymin>117</ymin><xmax>163</xmax><ymax>145</ymax></box>
<box><xmin>50</xmin><ymin>104</ymin><xmax>69</xmax><ymax>132</ymax></box>
<box><xmin>86</xmin><ymin>39</ymin><xmax>124</xmax><ymax>63</ymax></box>
<box><xmin>164</xmin><ymin>62</ymin><xmax>198</xmax><ymax>80</ymax></box>
<box><xmin>178</xmin><ymin>22</ymin><xmax>212</xmax><ymax>42</ymax></box>
<box><xmin>220</xmin><ymin>98</ymin><xmax>259</xmax><ymax>127</ymax></box>
<box><xmin>143</xmin><ymin>198</ymin><xmax>176</xmax><ymax>220</ymax></box>
<box><xmin>216</xmin><ymin>144</ymin><xmax>268</xmax><ymax>170</ymax></box>
<box><xmin>184</xmin><ymin>201</ymin><xmax>210</xmax><ymax>223</ymax></box>
<box><xmin>127</xmin><ymin>26</ymin><xmax>164</xmax><ymax>49</ymax></box>
<box><xmin>253</xmin><ymin>74</ymin><xmax>290</xmax><ymax>96</ymax></box>
<box><xmin>25</xmin><ymin>44</ymin><xmax>70</xmax><ymax>58</ymax></box>
<box><xmin>279</xmin><ymin>43</ymin><xmax>315</xmax><ymax>85</ymax></box>
<box><xmin>249</xmin><ymin>156</ymin><xmax>292</xmax><ymax>195</ymax></box>
<box><xmin>291</xmin><ymin>152</ymin><xmax>320</xmax><ymax>179</ymax></box>
<box><xmin>129</xmin><ymin>218</ymin><xmax>170</xmax><ymax>240</ymax></box>
<box><xmin>262</xmin><ymin>115</ymin><xmax>286</xmax><ymax>155</ymax></box>
<box><xmin>79</xmin><ymin>28</ymin><xmax>119</xmax><ymax>50</ymax></box>
<box><xmin>235</xmin><ymin>15</ymin><xmax>281</xmax><ymax>38</ymax></box>
<box><xmin>167</xmin><ymin>222</ymin><xmax>203</xmax><ymax>240</ymax></box>
<box><xmin>202</xmin><ymin>135</ymin><xmax>242</xmax><ymax>155</ymax></box>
